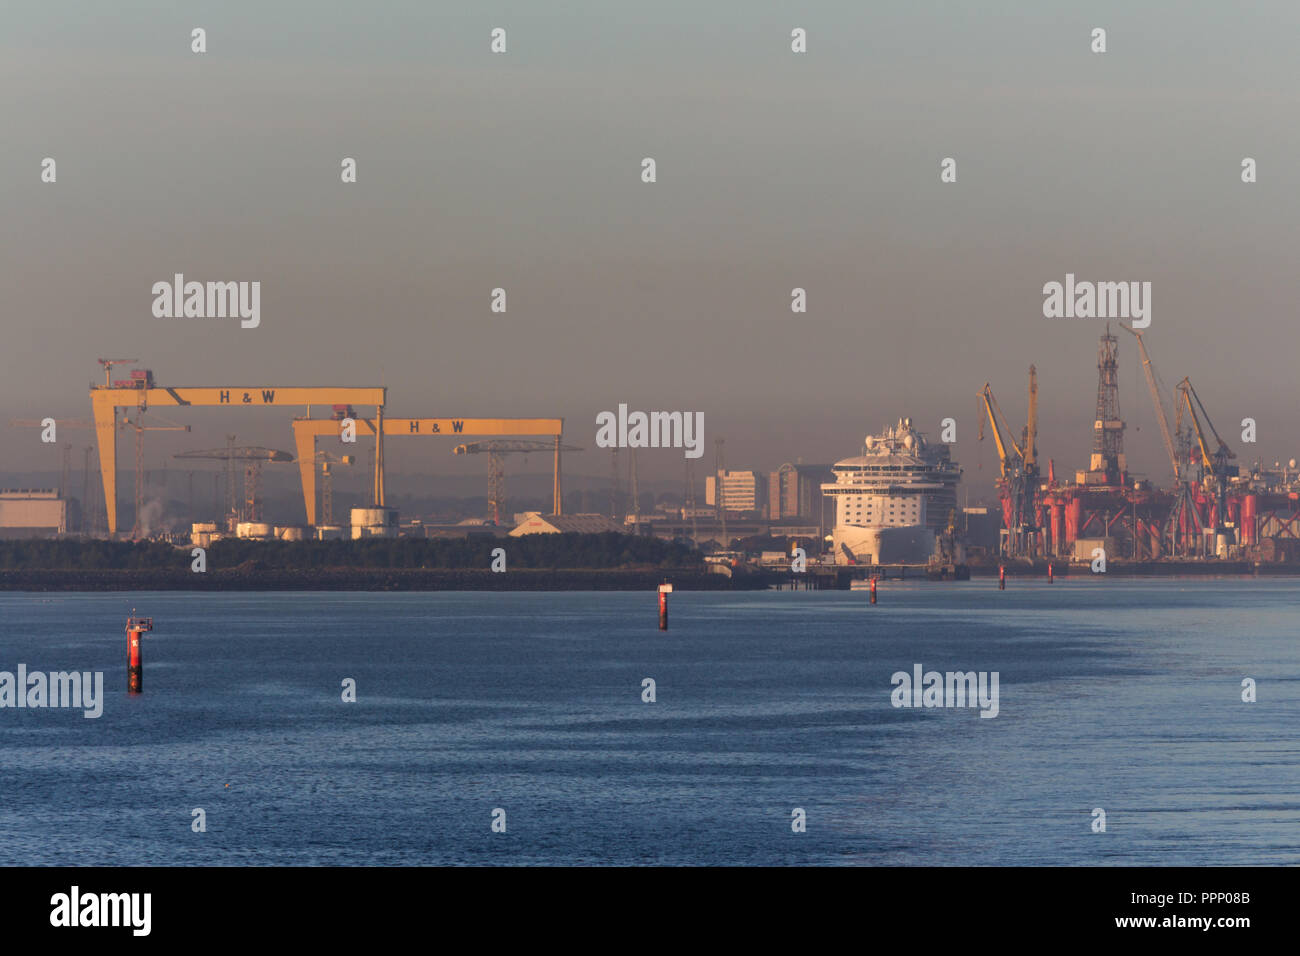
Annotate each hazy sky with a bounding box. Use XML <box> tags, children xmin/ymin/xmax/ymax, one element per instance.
<box><xmin>3</xmin><ymin>1</ymin><xmax>1298</xmax><ymax>499</ymax></box>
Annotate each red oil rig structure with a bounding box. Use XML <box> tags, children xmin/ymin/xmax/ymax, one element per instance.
<box><xmin>981</xmin><ymin>325</ymin><xmax>1299</xmax><ymax>565</ymax></box>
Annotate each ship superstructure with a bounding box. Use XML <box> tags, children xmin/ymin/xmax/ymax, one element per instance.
<box><xmin>822</xmin><ymin>417</ymin><xmax>961</xmax><ymax>564</ymax></box>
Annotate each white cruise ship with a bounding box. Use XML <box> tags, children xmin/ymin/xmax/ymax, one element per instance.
<box><xmin>822</xmin><ymin>417</ymin><xmax>961</xmax><ymax>565</ymax></box>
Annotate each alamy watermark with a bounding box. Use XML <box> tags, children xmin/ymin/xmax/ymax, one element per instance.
<box><xmin>50</xmin><ymin>886</ymin><xmax>150</xmax><ymax>936</ymax></box>
<box><xmin>152</xmin><ymin>274</ymin><xmax>260</xmax><ymax>328</ymax></box>
<box><xmin>890</xmin><ymin>664</ymin><xmax>999</xmax><ymax>718</ymax></box>
<box><xmin>0</xmin><ymin>665</ymin><xmax>103</xmax><ymax>718</ymax></box>
<box><xmin>595</xmin><ymin>404</ymin><xmax>704</xmax><ymax>459</ymax></box>
<box><xmin>1042</xmin><ymin>274</ymin><xmax>1150</xmax><ymax>328</ymax></box>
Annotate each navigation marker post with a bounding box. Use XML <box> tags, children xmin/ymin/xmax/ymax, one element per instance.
<box><xmin>126</xmin><ymin>612</ymin><xmax>152</xmax><ymax>695</ymax></box>
<box><xmin>658</xmin><ymin>582</ymin><xmax>672</xmax><ymax>630</ymax></box>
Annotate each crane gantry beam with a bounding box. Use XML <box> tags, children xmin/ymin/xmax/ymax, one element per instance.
<box><xmin>90</xmin><ymin>385</ymin><xmax>386</xmax><ymax>534</ymax></box>
<box><xmin>290</xmin><ymin>417</ymin><xmax>565</xmax><ymax>526</ymax></box>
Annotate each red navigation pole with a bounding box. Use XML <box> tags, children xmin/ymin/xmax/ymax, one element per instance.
<box><xmin>658</xmin><ymin>582</ymin><xmax>672</xmax><ymax>630</ymax></box>
<box><xmin>126</xmin><ymin>611</ymin><xmax>153</xmax><ymax>695</ymax></box>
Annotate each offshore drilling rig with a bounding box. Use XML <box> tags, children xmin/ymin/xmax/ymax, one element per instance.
<box><xmin>987</xmin><ymin>325</ymin><xmax>1299</xmax><ymax>564</ymax></box>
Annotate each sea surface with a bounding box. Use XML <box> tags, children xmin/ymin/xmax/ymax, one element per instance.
<box><xmin>1</xmin><ymin>581</ymin><xmax>1297</xmax><ymax>866</ymax></box>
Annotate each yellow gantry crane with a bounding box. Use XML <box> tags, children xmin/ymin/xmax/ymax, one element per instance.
<box><xmin>89</xmin><ymin>365</ymin><xmax>570</xmax><ymax>532</ymax></box>
<box><xmin>290</xmin><ymin>417</ymin><xmax>565</xmax><ymax>525</ymax></box>
<box><xmin>90</xmin><ymin>379</ymin><xmax>386</xmax><ymax>534</ymax></box>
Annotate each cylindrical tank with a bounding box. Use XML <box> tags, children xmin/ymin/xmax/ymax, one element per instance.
<box><xmin>236</xmin><ymin>522</ymin><xmax>273</xmax><ymax>539</ymax></box>
<box><xmin>1066</xmin><ymin>499</ymin><xmax>1082</xmax><ymax>548</ymax></box>
<box><xmin>275</xmin><ymin>526</ymin><xmax>306</xmax><ymax>541</ymax></box>
<box><xmin>315</xmin><ymin>525</ymin><xmax>345</xmax><ymax>540</ymax></box>
<box><xmin>350</xmin><ymin>508</ymin><xmax>399</xmax><ymax>538</ymax></box>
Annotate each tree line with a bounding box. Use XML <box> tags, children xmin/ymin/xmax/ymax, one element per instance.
<box><xmin>0</xmin><ymin>533</ymin><xmax>702</xmax><ymax>571</ymax></box>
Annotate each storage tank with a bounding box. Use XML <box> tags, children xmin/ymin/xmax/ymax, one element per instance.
<box><xmin>236</xmin><ymin>521</ymin><xmax>273</xmax><ymax>539</ymax></box>
<box><xmin>190</xmin><ymin>521</ymin><xmax>220</xmax><ymax>547</ymax></box>
<box><xmin>275</xmin><ymin>526</ymin><xmax>306</xmax><ymax>541</ymax></box>
<box><xmin>1241</xmin><ymin>495</ymin><xmax>1257</xmax><ymax>546</ymax></box>
<box><xmin>315</xmin><ymin>525</ymin><xmax>345</xmax><ymax>540</ymax></box>
<box><xmin>350</xmin><ymin>507</ymin><xmax>398</xmax><ymax>539</ymax></box>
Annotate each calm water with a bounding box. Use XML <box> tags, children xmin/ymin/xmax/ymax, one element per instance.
<box><xmin>1</xmin><ymin>581</ymin><xmax>1297</xmax><ymax>866</ymax></box>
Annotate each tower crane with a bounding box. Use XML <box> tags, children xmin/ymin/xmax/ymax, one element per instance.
<box><xmin>1176</xmin><ymin>376</ymin><xmax>1238</xmax><ymax>554</ymax></box>
<box><xmin>8</xmin><ymin>419</ymin><xmax>96</xmax><ymax>501</ymax></box>
<box><xmin>453</xmin><ymin>440</ymin><xmax>583</xmax><ymax>525</ymax></box>
<box><xmin>1163</xmin><ymin>398</ymin><xmax>1204</xmax><ymax>556</ymax></box>
<box><xmin>976</xmin><ymin>385</ymin><xmax>1019</xmax><ymax>479</ymax></box>
<box><xmin>683</xmin><ymin>458</ymin><xmax>699</xmax><ymax>544</ymax></box>
<box><xmin>1121</xmin><ymin>325</ymin><xmax>1180</xmax><ymax>481</ymax></box>
<box><xmin>174</xmin><ymin>444</ymin><xmax>295</xmax><ymax>526</ymax></box>
<box><xmin>609</xmin><ymin>449</ymin><xmax>622</xmax><ymax>521</ymax></box>
<box><xmin>314</xmin><ymin>450</ymin><xmax>356</xmax><ymax>527</ymax></box>
<box><xmin>11</xmin><ymin>415</ymin><xmax>188</xmax><ymax>538</ymax></box>
<box><xmin>628</xmin><ymin>449</ymin><xmax>641</xmax><ymax>528</ymax></box>
<box><xmin>121</xmin><ymin>414</ymin><xmax>191</xmax><ymax>537</ymax></box>
<box><xmin>714</xmin><ymin>437</ymin><xmax>728</xmax><ymax>549</ymax></box>
<box><xmin>977</xmin><ymin>366</ymin><xmax>1040</xmax><ymax>557</ymax></box>
<box><xmin>1177</xmin><ymin>377</ymin><xmax>1236</xmax><ymax>481</ymax></box>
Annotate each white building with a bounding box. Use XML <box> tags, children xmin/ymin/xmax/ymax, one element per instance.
<box><xmin>704</xmin><ymin>470</ymin><xmax>766</xmax><ymax>514</ymax></box>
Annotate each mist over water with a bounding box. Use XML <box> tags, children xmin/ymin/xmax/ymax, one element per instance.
<box><xmin>0</xmin><ymin>582</ymin><xmax>1296</xmax><ymax>865</ymax></box>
